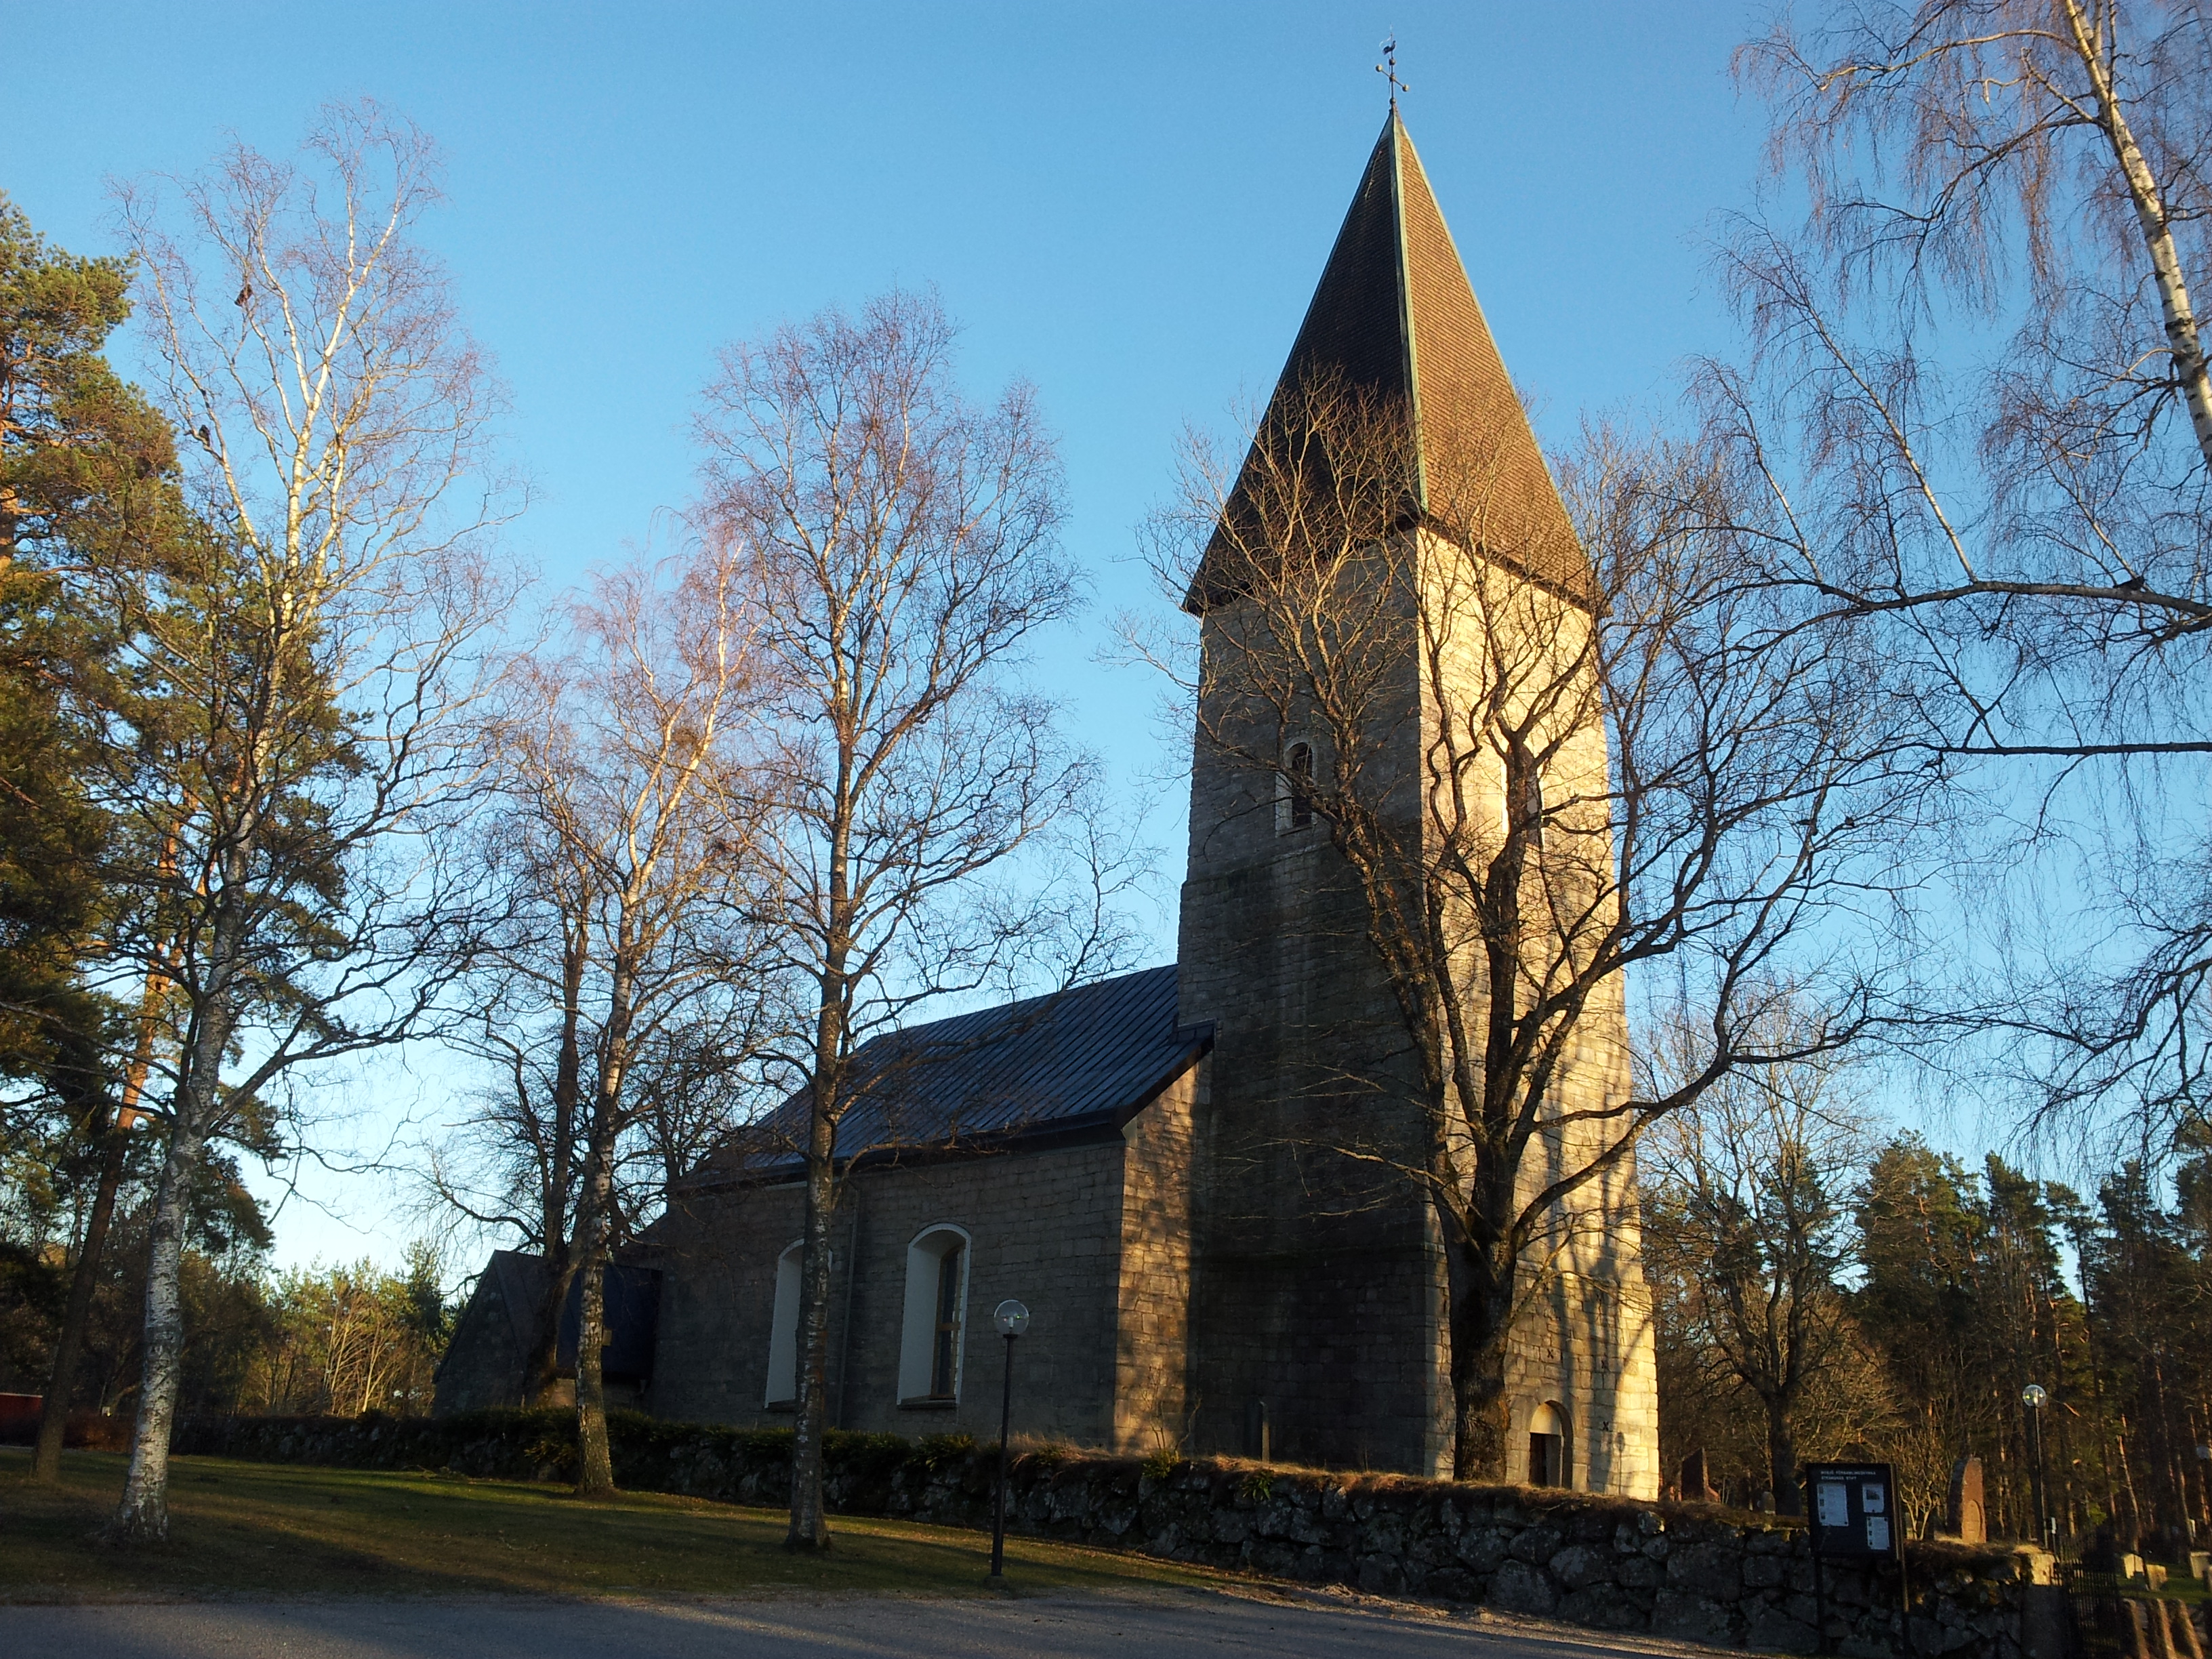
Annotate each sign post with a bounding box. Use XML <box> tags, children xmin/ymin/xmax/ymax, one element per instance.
<box><xmin>1804</xmin><ymin>1462</ymin><xmax>1909</xmax><ymax>1658</ymax></box>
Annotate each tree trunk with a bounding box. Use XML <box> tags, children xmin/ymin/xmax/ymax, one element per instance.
<box><xmin>1446</xmin><ymin>1237</ymin><xmax>1518</xmax><ymax>1481</ymax></box>
<box><xmin>101</xmin><ymin>1029</ymin><xmax>223</xmax><ymax>1542</ymax></box>
<box><xmin>525</xmin><ymin>928</ymin><xmax>588</xmax><ymax>1406</ymax></box>
<box><xmin>2118</xmin><ymin>1416</ymin><xmax>2145</xmax><ymax>1547</ymax></box>
<box><xmin>571</xmin><ymin>1254</ymin><xmax>611</xmax><ymax>1494</ymax></box>
<box><xmin>786</xmin><ymin>1072</ymin><xmax>839</xmax><ymax>1550</ymax></box>
<box><xmin>30</xmin><ymin>1106</ymin><xmax>126</xmax><ymax>1481</ymax></box>
<box><xmin>522</xmin><ymin>1252</ymin><xmax>573</xmax><ymax>1408</ymax></box>
<box><xmin>572</xmin><ymin>926</ymin><xmax>637</xmax><ymax>1497</ymax></box>
<box><xmin>105</xmin><ymin>895</ymin><xmax>240</xmax><ymax>1544</ymax></box>
<box><xmin>571</xmin><ymin>1147</ymin><xmax>615</xmax><ymax>1496</ymax></box>
<box><xmin>2059</xmin><ymin>0</ymin><xmax>2212</xmax><ymax>473</ymax></box>
<box><xmin>1767</xmin><ymin>1393</ymin><xmax>1801</xmax><ymax>1516</ymax></box>
<box><xmin>790</xmin><ymin>787</ymin><xmax>851</xmax><ymax>1553</ymax></box>
<box><xmin>35</xmin><ymin>977</ymin><xmax>167</xmax><ymax>1481</ymax></box>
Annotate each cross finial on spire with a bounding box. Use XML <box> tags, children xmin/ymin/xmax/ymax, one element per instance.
<box><xmin>1375</xmin><ymin>33</ymin><xmax>1408</xmax><ymax>110</ymax></box>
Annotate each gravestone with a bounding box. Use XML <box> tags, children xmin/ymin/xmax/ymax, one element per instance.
<box><xmin>1948</xmin><ymin>1454</ymin><xmax>1988</xmax><ymax>1543</ymax></box>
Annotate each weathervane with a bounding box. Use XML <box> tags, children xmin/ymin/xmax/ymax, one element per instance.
<box><xmin>1376</xmin><ymin>33</ymin><xmax>1409</xmax><ymax>109</ymax></box>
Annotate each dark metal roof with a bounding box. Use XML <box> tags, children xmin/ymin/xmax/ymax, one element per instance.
<box><xmin>440</xmin><ymin>1249</ymin><xmax>663</xmax><ymax>1385</ymax></box>
<box><xmin>691</xmin><ymin>964</ymin><xmax>1205</xmax><ymax>1183</ymax></box>
<box><xmin>487</xmin><ymin>1248</ymin><xmax>546</xmax><ymax>1326</ymax></box>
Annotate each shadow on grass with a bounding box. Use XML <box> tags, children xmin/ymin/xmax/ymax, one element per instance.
<box><xmin>0</xmin><ymin>1449</ymin><xmax>1218</xmax><ymax>1604</ymax></box>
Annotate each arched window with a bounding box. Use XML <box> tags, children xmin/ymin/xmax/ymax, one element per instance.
<box><xmin>1279</xmin><ymin>741</ymin><xmax>1315</xmax><ymax>834</ymax></box>
<box><xmin>764</xmin><ymin>1241</ymin><xmax>803</xmax><ymax>1407</ymax></box>
<box><xmin>1528</xmin><ymin>1400</ymin><xmax>1570</xmax><ymax>1488</ymax></box>
<box><xmin>897</xmin><ymin>1225</ymin><xmax>970</xmax><ymax>1404</ymax></box>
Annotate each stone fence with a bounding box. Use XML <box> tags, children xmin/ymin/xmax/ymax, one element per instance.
<box><xmin>173</xmin><ymin>1410</ymin><xmax>2053</xmax><ymax>1658</ymax></box>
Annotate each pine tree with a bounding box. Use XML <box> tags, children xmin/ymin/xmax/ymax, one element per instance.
<box><xmin>0</xmin><ymin>192</ymin><xmax>197</xmax><ymax>1481</ymax></box>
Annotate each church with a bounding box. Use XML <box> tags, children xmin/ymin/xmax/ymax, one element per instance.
<box><xmin>436</xmin><ymin>110</ymin><xmax>1661</xmax><ymax>1496</ymax></box>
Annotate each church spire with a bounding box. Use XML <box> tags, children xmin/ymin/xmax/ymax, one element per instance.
<box><xmin>1187</xmin><ymin>110</ymin><xmax>1585</xmax><ymax>612</ymax></box>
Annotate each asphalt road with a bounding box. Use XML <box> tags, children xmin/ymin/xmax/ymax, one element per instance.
<box><xmin>0</xmin><ymin>1587</ymin><xmax>1737</xmax><ymax>1659</ymax></box>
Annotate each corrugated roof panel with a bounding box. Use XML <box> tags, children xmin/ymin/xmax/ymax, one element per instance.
<box><xmin>695</xmin><ymin>964</ymin><xmax>1202</xmax><ymax>1181</ymax></box>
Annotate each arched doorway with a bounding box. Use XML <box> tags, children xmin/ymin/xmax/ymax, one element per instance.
<box><xmin>1528</xmin><ymin>1401</ymin><xmax>1570</xmax><ymax>1488</ymax></box>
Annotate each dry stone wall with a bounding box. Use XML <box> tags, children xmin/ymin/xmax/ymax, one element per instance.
<box><xmin>176</xmin><ymin>1410</ymin><xmax>2043</xmax><ymax>1659</ymax></box>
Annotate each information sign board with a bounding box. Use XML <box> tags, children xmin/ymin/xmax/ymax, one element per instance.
<box><xmin>1803</xmin><ymin>1461</ymin><xmax>1900</xmax><ymax>1561</ymax></box>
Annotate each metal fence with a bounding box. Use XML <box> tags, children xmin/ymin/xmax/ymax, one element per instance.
<box><xmin>2060</xmin><ymin>1568</ymin><xmax>2206</xmax><ymax>1659</ymax></box>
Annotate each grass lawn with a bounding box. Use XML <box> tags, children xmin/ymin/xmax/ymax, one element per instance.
<box><xmin>0</xmin><ymin>1449</ymin><xmax>1223</xmax><ymax>1603</ymax></box>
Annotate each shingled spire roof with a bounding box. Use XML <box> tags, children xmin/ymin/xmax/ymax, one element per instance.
<box><xmin>1187</xmin><ymin>110</ymin><xmax>1586</xmax><ymax>611</ymax></box>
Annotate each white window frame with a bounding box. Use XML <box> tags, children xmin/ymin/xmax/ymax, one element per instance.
<box><xmin>764</xmin><ymin>1240</ymin><xmax>805</xmax><ymax>1407</ymax></box>
<box><xmin>897</xmin><ymin>1224</ymin><xmax>972</xmax><ymax>1405</ymax></box>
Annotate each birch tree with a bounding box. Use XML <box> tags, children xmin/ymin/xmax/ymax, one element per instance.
<box><xmin>1748</xmin><ymin>0</ymin><xmax>2212</xmax><ymax>475</ymax></box>
<box><xmin>429</xmin><ymin>813</ymin><xmax>593</xmax><ymax>1408</ymax></box>
<box><xmin>695</xmin><ymin>289</ymin><xmax>1119</xmax><ymax>1549</ymax></box>
<box><xmin>1146</xmin><ymin>378</ymin><xmax>1924</xmax><ymax>1479</ymax></box>
<box><xmin>483</xmin><ymin>539</ymin><xmax>773</xmax><ymax>1495</ymax></box>
<box><xmin>1721</xmin><ymin>0</ymin><xmax>2212</xmax><ymax>1132</ymax></box>
<box><xmin>93</xmin><ymin>101</ymin><xmax>516</xmax><ymax>1542</ymax></box>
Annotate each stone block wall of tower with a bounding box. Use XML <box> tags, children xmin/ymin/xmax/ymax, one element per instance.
<box><xmin>1176</xmin><ymin>586</ymin><xmax>1448</xmax><ymax>1474</ymax></box>
<box><xmin>1410</xmin><ymin>523</ymin><xmax>1661</xmax><ymax>1500</ymax></box>
<box><xmin>1174</xmin><ymin>516</ymin><xmax>1661</xmax><ymax>1492</ymax></box>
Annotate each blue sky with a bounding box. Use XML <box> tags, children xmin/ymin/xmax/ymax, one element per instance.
<box><xmin>5</xmin><ymin>1</ymin><xmax>1776</xmax><ymax>1269</ymax></box>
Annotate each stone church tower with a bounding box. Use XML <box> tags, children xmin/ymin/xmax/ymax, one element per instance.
<box><xmin>439</xmin><ymin>110</ymin><xmax>1657</xmax><ymax>1499</ymax></box>
<box><xmin>1174</xmin><ymin>110</ymin><xmax>1660</xmax><ymax>1496</ymax></box>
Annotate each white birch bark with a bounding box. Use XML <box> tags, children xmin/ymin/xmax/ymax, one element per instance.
<box><xmin>105</xmin><ymin>933</ymin><xmax>241</xmax><ymax>1540</ymax></box>
<box><xmin>2060</xmin><ymin>0</ymin><xmax>2212</xmax><ymax>472</ymax></box>
<box><xmin>95</xmin><ymin>103</ymin><xmax>513</xmax><ymax>1542</ymax></box>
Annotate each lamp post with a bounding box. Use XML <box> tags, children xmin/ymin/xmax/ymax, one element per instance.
<box><xmin>2022</xmin><ymin>1383</ymin><xmax>2049</xmax><ymax>1549</ymax></box>
<box><xmin>989</xmin><ymin>1299</ymin><xmax>1029</xmax><ymax>1579</ymax></box>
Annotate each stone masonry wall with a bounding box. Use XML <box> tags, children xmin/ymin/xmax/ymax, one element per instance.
<box><xmin>1414</xmin><ymin>525</ymin><xmax>1661</xmax><ymax>1499</ymax></box>
<box><xmin>640</xmin><ymin>1137</ymin><xmax>1133</xmax><ymax>1446</ymax></box>
<box><xmin>178</xmin><ymin>1410</ymin><xmax>2043</xmax><ymax>1659</ymax></box>
<box><xmin>1178</xmin><ymin>549</ymin><xmax>1661</xmax><ymax>1492</ymax></box>
<box><xmin>638</xmin><ymin>1177</ymin><xmax>806</xmax><ymax>1426</ymax></box>
<box><xmin>1113</xmin><ymin>1064</ymin><xmax>1195</xmax><ymax>1454</ymax></box>
<box><xmin>1179</xmin><ymin>597</ymin><xmax>1450</xmax><ymax>1475</ymax></box>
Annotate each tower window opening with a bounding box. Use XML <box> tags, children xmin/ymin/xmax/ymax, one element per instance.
<box><xmin>1286</xmin><ymin>742</ymin><xmax>1315</xmax><ymax>832</ymax></box>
